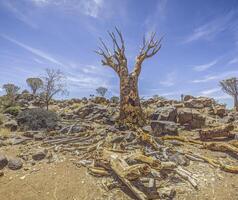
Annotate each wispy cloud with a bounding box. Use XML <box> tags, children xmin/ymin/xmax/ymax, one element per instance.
<box><xmin>159</xmin><ymin>71</ymin><xmax>176</xmax><ymax>87</ymax></box>
<box><xmin>192</xmin><ymin>70</ymin><xmax>238</xmax><ymax>83</ymax></box>
<box><xmin>183</xmin><ymin>10</ymin><xmax>235</xmax><ymax>43</ymax></box>
<box><xmin>228</xmin><ymin>57</ymin><xmax>238</xmax><ymax>65</ymax></box>
<box><xmin>2</xmin><ymin>1</ymin><xmax>38</xmax><ymax>29</ymax></box>
<box><xmin>200</xmin><ymin>87</ymin><xmax>220</xmax><ymax>96</ymax></box>
<box><xmin>144</xmin><ymin>0</ymin><xmax>168</xmax><ymax>37</ymax></box>
<box><xmin>192</xmin><ymin>59</ymin><xmax>218</xmax><ymax>72</ymax></box>
<box><xmin>1</xmin><ymin>34</ymin><xmax>63</xmax><ymax>66</ymax></box>
<box><xmin>30</xmin><ymin>0</ymin><xmax>104</xmax><ymax>18</ymax></box>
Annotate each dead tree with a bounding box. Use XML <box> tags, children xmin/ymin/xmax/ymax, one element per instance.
<box><xmin>220</xmin><ymin>77</ymin><xmax>238</xmax><ymax>111</ymax></box>
<box><xmin>96</xmin><ymin>28</ymin><xmax>162</xmax><ymax>126</ymax></box>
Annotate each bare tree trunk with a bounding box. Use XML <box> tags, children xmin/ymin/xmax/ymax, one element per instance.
<box><xmin>119</xmin><ymin>74</ymin><xmax>145</xmax><ymax>126</ymax></box>
<box><xmin>234</xmin><ymin>95</ymin><xmax>238</xmax><ymax>111</ymax></box>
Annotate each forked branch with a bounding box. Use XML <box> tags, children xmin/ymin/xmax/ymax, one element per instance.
<box><xmin>95</xmin><ymin>27</ymin><xmax>128</xmax><ymax>76</ymax></box>
<box><xmin>133</xmin><ymin>33</ymin><xmax>162</xmax><ymax>76</ymax></box>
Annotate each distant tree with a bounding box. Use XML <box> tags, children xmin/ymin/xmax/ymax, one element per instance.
<box><xmin>96</xmin><ymin>28</ymin><xmax>162</xmax><ymax>126</ymax></box>
<box><xmin>96</xmin><ymin>87</ymin><xmax>108</xmax><ymax>97</ymax></box>
<box><xmin>110</xmin><ymin>96</ymin><xmax>119</xmax><ymax>103</ymax></box>
<box><xmin>26</xmin><ymin>78</ymin><xmax>43</xmax><ymax>95</ymax></box>
<box><xmin>220</xmin><ymin>77</ymin><xmax>238</xmax><ymax>111</ymax></box>
<box><xmin>41</xmin><ymin>69</ymin><xmax>67</xmax><ymax>110</ymax></box>
<box><xmin>2</xmin><ymin>83</ymin><xmax>20</xmax><ymax>105</ymax></box>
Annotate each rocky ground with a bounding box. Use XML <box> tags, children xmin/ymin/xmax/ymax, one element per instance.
<box><xmin>1</xmin><ymin>94</ymin><xmax>238</xmax><ymax>200</ymax></box>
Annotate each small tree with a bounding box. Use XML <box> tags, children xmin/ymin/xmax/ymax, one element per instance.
<box><xmin>41</xmin><ymin>69</ymin><xmax>67</xmax><ymax>110</ymax></box>
<box><xmin>26</xmin><ymin>78</ymin><xmax>43</xmax><ymax>95</ymax></box>
<box><xmin>2</xmin><ymin>83</ymin><xmax>20</xmax><ymax>106</ymax></box>
<box><xmin>96</xmin><ymin>87</ymin><xmax>108</xmax><ymax>97</ymax></box>
<box><xmin>220</xmin><ymin>77</ymin><xmax>238</xmax><ymax>111</ymax></box>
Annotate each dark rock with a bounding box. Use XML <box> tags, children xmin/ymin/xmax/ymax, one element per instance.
<box><xmin>177</xmin><ymin>108</ymin><xmax>205</xmax><ymax>129</ymax></box>
<box><xmin>0</xmin><ymin>155</ymin><xmax>8</xmax><ymax>170</ymax></box>
<box><xmin>32</xmin><ymin>149</ymin><xmax>48</xmax><ymax>161</ymax></box>
<box><xmin>8</xmin><ymin>158</ymin><xmax>23</xmax><ymax>170</ymax></box>
<box><xmin>151</xmin><ymin>106</ymin><xmax>177</xmax><ymax>122</ymax></box>
<box><xmin>151</xmin><ymin>120</ymin><xmax>178</xmax><ymax>136</ymax></box>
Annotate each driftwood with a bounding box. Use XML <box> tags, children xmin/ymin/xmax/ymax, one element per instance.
<box><xmin>199</xmin><ymin>124</ymin><xmax>234</xmax><ymax>140</ymax></box>
<box><xmin>203</xmin><ymin>142</ymin><xmax>238</xmax><ymax>154</ymax></box>
<box><xmin>175</xmin><ymin>166</ymin><xmax>198</xmax><ymax>189</ymax></box>
<box><xmin>110</xmin><ymin>155</ymin><xmax>148</xmax><ymax>200</ymax></box>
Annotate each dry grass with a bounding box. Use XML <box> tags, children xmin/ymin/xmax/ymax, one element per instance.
<box><xmin>0</xmin><ymin>128</ymin><xmax>11</xmax><ymax>137</ymax></box>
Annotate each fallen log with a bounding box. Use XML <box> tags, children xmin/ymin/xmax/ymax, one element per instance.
<box><xmin>203</xmin><ymin>142</ymin><xmax>238</xmax><ymax>154</ymax></box>
<box><xmin>199</xmin><ymin>124</ymin><xmax>234</xmax><ymax>141</ymax></box>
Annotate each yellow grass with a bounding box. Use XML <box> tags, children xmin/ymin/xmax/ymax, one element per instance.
<box><xmin>0</xmin><ymin>128</ymin><xmax>11</xmax><ymax>137</ymax></box>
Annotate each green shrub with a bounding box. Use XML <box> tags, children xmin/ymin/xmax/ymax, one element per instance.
<box><xmin>4</xmin><ymin>106</ymin><xmax>21</xmax><ymax>116</ymax></box>
<box><xmin>17</xmin><ymin>108</ymin><xmax>58</xmax><ymax>131</ymax></box>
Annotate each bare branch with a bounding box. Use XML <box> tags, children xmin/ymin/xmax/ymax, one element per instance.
<box><xmin>133</xmin><ymin>33</ymin><xmax>163</xmax><ymax>76</ymax></box>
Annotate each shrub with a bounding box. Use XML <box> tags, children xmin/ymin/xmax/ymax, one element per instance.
<box><xmin>17</xmin><ymin>108</ymin><xmax>58</xmax><ymax>131</ymax></box>
<box><xmin>4</xmin><ymin>106</ymin><xmax>21</xmax><ymax>116</ymax></box>
<box><xmin>0</xmin><ymin>114</ymin><xmax>4</xmax><ymax>125</ymax></box>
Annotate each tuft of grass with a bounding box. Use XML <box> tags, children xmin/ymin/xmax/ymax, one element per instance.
<box><xmin>0</xmin><ymin>128</ymin><xmax>11</xmax><ymax>137</ymax></box>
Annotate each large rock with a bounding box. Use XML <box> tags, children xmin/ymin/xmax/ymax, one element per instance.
<box><xmin>151</xmin><ymin>106</ymin><xmax>177</xmax><ymax>122</ymax></box>
<box><xmin>177</xmin><ymin>108</ymin><xmax>205</xmax><ymax>129</ymax></box>
<box><xmin>8</xmin><ymin>158</ymin><xmax>23</xmax><ymax>170</ymax></box>
<box><xmin>0</xmin><ymin>155</ymin><xmax>8</xmax><ymax>170</ymax></box>
<box><xmin>151</xmin><ymin>120</ymin><xmax>178</xmax><ymax>135</ymax></box>
<box><xmin>32</xmin><ymin>149</ymin><xmax>48</xmax><ymax>161</ymax></box>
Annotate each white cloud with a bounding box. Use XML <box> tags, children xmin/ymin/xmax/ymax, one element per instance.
<box><xmin>29</xmin><ymin>0</ymin><xmax>104</xmax><ymax>18</ymax></box>
<box><xmin>200</xmin><ymin>88</ymin><xmax>220</xmax><ymax>96</ymax></box>
<box><xmin>1</xmin><ymin>34</ymin><xmax>63</xmax><ymax>66</ymax></box>
<box><xmin>193</xmin><ymin>60</ymin><xmax>218</xmax><ymax>72</ymax></box>
<box><xmin>192</xmin><ymin>70</ymin><xmax>238</xmax><ymax>83</ymax></box>
<box><xmin>228</xmin><ymin>57</ymin><xmax>238</xmax><ymax>65</ymax></box>
<box><xmin>183</xmin><ymin>11</ymin><xmax>235</xmax><ymax>43</ymax></box>
<box><xmin>2</xmin><ymin>1</ymin><xmax>38</xmax><ymax>29</ymax></box>
<box><xmin>159</xmin><ymin>71</ymin><xmax>176</xmax><ymax>87</ymax></box>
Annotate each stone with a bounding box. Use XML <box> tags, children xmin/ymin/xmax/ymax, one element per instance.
<box><xmin>33</xmin><ymin>133</ymin><xmax>45</xmax><ymax>141</ymax></box>
<box><xmin>32</xmin><ymin>149</ymin><xmax>48</xmax><ymax>161</ymax></box>
<box><xmin>169</xmin><ymin>153</ymin><xmax>189</xmax><ymax>166</ymax></box>
<box><xmin>8</xmin><ymin>158</ymin><xmax>23</xmax><ymax>170</ymax></box>
<box><xmin>0</xmin><ymin>155</ymin><xmax>8</xmax><ymax>170</ymax></box>
<box><xmin>151</xmin><ymin>106</ymin><xmax>177</xmax><ymax>122</ymax></box>
<box><xmin>3</xmin><ymin>120</ymin><xmax>18</xmax><ymax>131</ymax></box>
<box><xmin>177</xmin><ymin>108</ymin><xmax>205</xmax><ymax>129</ymax></box>
<box><xmin>151</xmin><ymin>120</ymin><xmax>178</xmax><ymax>135</ymax></box>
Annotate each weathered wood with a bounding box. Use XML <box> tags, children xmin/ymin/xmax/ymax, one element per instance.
<box><xmin>110</xmin><ymin>155</ymin><xmax>148</xmax><ymax>200</ymax></box>
<box><xmin>199</xmin><ymin>124</ymin><xmax>234</xmax><ymax>140</ymax></box>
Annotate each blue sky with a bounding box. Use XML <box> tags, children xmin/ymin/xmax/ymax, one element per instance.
<box><xmin>0</xmin><ymin>0</ymin><xmax>238</xmax><ymax>107</ymax></box>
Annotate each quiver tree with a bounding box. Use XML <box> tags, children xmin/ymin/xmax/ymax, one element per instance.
<box><xmin>2</xmin><ymin>83</ymin><xmax>20</xmax><ymax>106</ymax></box>
<box><xmin>96</xmin><ymin>28</ymin><xmax>162</xmax><ymax>126</ymax></box>
<box><xmin>26</xmin><ymin>78</ymin><xmax>43</xmax><ymax>95</ymax></box>
<box><xmin>96</xmin><ymin>86</ymin><xmax>108</xmax><ymax>97</ymax></box>
<box><xmin>220</xmin><ymin>77</ymin><xmax>238</xmax><ymax>111</ymax></box>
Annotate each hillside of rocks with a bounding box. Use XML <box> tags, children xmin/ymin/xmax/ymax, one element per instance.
<box><xmin>1</xmin><ymin>93</ymin><xmax>238</xmax><ymax>200</ymax></box>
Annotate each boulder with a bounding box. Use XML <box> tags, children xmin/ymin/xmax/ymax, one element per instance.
<box><xmin>32</xmin><ymin>149</ymin><xmax>48</xmax><ymax>161</ymax></box>
<box><xmin>0</xmin><ymin>155</ymin><xmax>8</xmax><ymax>170</ymax></box>
<box><xmin>8</xmin><ymin>158</ymin><xmax>23</xmax><ymax>170</ymax></box>
<box><xmin>177</xmin><ymin>108</ymin><xmax>205</xmax><ymax>129</ymax></box>
<box><xmin>151</xmin><ymin>120</ymin><xmax>178</xmax><ymax>135</ymax></box>
<box><xmin>151</xmin><ymin>106</ymin><xmax>177</xmax><ymax>122</ymax></box>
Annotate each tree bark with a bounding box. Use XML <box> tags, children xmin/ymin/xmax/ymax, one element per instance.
<box><xmin>234</xmin><ymin>95</ymin><xmax>238</xmax><ymax>111</ymax></box>
<box><xmin>119</xmin><ymin>73</ymin><xmax>145</xmax><ymax>126</ymax></box>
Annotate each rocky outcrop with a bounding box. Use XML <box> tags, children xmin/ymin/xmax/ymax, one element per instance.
<box><xmin>151</xmin><ymin>120</ymin><xmax>178</xmax><ymax>135</ymax></box>
<box><xmin>151</xmin><ymin>106</ymin><xmax>177</xmax><ymax>122</ymax></box>
<box><xmin>177</xmin><ymin>108</ymin><xmax>205</xmax><ymax>129</ymax></box>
